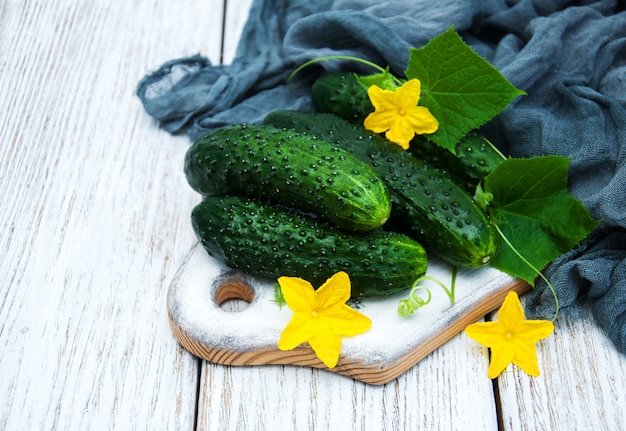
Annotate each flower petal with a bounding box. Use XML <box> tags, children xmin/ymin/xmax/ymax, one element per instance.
<box><xmin>511</xmin><ymin>341</ymin><xmax>542</xmax><ymax>376</ymax></box>
<box><xmin>278</xmin><ymin>276</ymin><xmax>315</xmax><ymax>312</ymax></box>
<box><xmin>517</xmin><ymin>320</ymin><xmax>555</xmax><ymax>343</ymax></box>
<box><xmin>277</xmin><ymin>313</ymin><xmax>314</xmax><ymax>351</ymax></box>
<box><xmin>367</xmin><ymin>85</ymin><xmax>396</xmax><ymax>111</ymax></box>
<box><xmin>395</xmin><ymin>78</ymin><xmax>421</xmax><ymax>104</ymax></box>
<box><xmin>309</xmin><ymin>334</ymin><xmax>343</xmax><ymax>368</ymax></box>
<box><xmin>406</xmin><ymin>106</ymin><xmax>439</xmax><ymax>134</ymax></box>
<box><xmin>364</xmin><ymin>110</ymin><xmax>396</xmax><ymax>133</ymax></box>
<box><xmin>465</xmin><ymin>321</ymin><xmax>505</xmax><ymax>347</ymax></box>
<box><xmin>316</xmin><ymin>271</ymin><xmax>351</xmax><ymax>309</ymax></box>
<box><xmin>323</xmin><ymin>305</ymin><xmax>372</xmax><ymax>337</ymax></box>
<box><xmin>497</xmin><ymin>291</ymin><xmax>526</xmax><ymax>329</ymax></box>
<box><xmin>385</xmin><ymin>119</ymin><xmax>413</xmax><ymax>149</ymax></box>
<box><xmin>487</xmin><ymin>342</ymin><xmax>516</xmax><ymax>379</ymax></box>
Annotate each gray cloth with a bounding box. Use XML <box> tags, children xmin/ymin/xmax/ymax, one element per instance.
<box><xmin>137</xmin><ymin>0</ymin><xmax>626</xmax><ymax>353</ymax></box>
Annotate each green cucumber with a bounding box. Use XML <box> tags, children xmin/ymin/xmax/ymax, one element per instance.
<box><xmin>263</xmin><ymin>110</ymin><xmax>498</xmax><ymax>268</ymax></box>
<box><xmin>192</xmin><ymin>195</ymin><xmax>428</xmax><ymax>297</ymax></box>
<box><xmin>184</xmin><ymin>123</ymin><xmax>391</xmax><ymax>232</ymax></box>
<box><xmin>410</xmin><ymin>134</ymin><xmax>505</xmax><ymax>193</ymax></box>
<box><xmin>311</xmin><ymin>71</ymin><xmax>505</xmax><ymax>191</ymax></box>
<box><xmin>311</xmin><ymin>71</ymin><xmax>372</xmax><ymax>123</ymax></box>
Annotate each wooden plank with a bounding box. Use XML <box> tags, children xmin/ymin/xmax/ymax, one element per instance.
<box><xmin>197</xmin><ymin>332</ymin><xmax>501</xmax><ymax>431</ymax></box>
<box><xmin>496</xmin><ymin>301</ymin><xmax>626</xmax><ymax>431</ymax></box>
<box><xmin>222</xmin><ymin>0</ymin><xmax>254</xmax><ymax>64</ymax></box>
<box><xmin>0</xmin><ymin>0</ymin><xmax>225</xmax><ymax>428</ymax></box>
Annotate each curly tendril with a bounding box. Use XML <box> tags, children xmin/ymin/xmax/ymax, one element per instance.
<box><xmin>397</xmin><ymin>284</ymin><xmax>432</xmax><ymax>317</ymax></box>
<box><xmin>397</xmin><ymin>270</ymin><xmax>457</xmax><ymax>317</ymax></box>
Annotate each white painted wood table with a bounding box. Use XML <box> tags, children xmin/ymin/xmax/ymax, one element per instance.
<box><xmin>1</xmin><ymin>1</ymin><xmax>625</xmax><ymax>429</ymax></box>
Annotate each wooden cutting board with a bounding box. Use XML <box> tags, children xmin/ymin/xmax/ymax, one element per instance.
<box><xmin>167</xmin><ymin>242</ymin><xmax>530</xmax><ymax>385</ymax></box>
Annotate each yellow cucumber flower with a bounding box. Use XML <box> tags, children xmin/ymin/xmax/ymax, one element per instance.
<box><xmin>277</xmin><ymin>271</ymin><xmax>372</xmax><ymax>368</ymax></box>
<box><xmin>364</xmin><ymin>78</ymin><xmax>439</xmax><ymax>149</ymax></box>
<box><xmin>466</xmin><ymin>291</ymin><xmax>555</xmax><ymax>379</ymax></box>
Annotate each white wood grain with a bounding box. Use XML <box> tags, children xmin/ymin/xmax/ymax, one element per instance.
<box><xmin>3</xmin><ymin>0</ymin><xmax>626</xmax><ymax>429</ymax></box>
<box><xmin>198</xmin><ymin>332</ymin><xmax>500</xmax><ymax>431</ymax></box>
<box><xmin>223</xmin><ymin>0</ymin><xmax>253</xmax><ymax>64</ymax></box>
<box><xmin>0</xmin><ymin>0</ymin><xmax>224</xmax><ymax>429</ymax></box>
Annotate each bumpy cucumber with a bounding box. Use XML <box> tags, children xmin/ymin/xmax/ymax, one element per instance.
<box><xmin>184</xmin><ymin>123</ymin><xmax>391</xmax><ymax>232</ymax></box>
<box><xmin>410</xmin><ymin>134</ymin><xmax>505</xmax><ymax>193</ymax></box>
<box><xmin>311</xmin><ymin>71</ymin><xmax>505</xmax><ymax>190</ymax></box>
<box><xmin>311</xmin><ymin>71</ymin><xmax>373</xmax><ymax>123</ymax></box>
<box><xmin>192</xmin><ymin>195</ymin><xmax>428</xmax><ymax>297</ymax></box>
<box><xmin>264</xmin><ymin>110</ymin><xmax>498</xmax><ymax>268</ymax></box>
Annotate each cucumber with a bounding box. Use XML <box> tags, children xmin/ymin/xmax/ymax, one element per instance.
<box><xmin>192</xmin><ymin>195</ymin><xmax>428</xmax><ymax>297</ymax></box>
<box><xmin>311</xmin><ymin>71</ymin><xmax>372</xmax><ymax>123</ymax></box>
<box><xmin>263</xmin><ymin>110</ymin><xmax>498</xmax><ymax>268</ymax></box>
<box><xmin>410</xmin><ymin>134</ymin><xmax>505</xmax><ymax>193</ymax></box>
<box><xmin>184</xmin><ymin>123</ymin><xmax>391</xmax><ymax>232</ymax></box>
<box><xmin>311</xmin><ymin>71</ymin><xmax>505</xmax><ymax>191</ymax></box>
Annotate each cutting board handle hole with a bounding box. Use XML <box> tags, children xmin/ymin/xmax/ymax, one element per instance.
<box><xmin>214</xmin><ymin>276</ymin><xmax>255</xmax><ymax>312</ymax></box>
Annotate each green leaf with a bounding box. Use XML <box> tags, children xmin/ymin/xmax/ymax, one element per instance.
<box><xmin>273</xmin><ymin>283</ymin><xmax>286</xmax><ymax>308</ymax></box>
<box><xmin>405</xmin><ymin>26</ymin><xmax>526</xmax><ymax>153</ymax></box>
<box><xmin>356</xmin><ymin>68</ymin><xmax>400</xmax><ymax>91</ymax></box>
<box><xmin>473</xmin><ymin>183</ymin><xmax>493</xmax><ymax>211</ymax></box>
<box><xmin>484</xmin><ymin>156</ymin><xmax>600</xmax><ymax>284</ymax></box>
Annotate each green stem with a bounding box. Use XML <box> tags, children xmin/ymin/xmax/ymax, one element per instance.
<box><xmin>287</xmin><ymin>55</ymin><xmax>402</xmax><ymax>85</ymax></box>
<box><xmin>449</xmin><ymin>266</ymin><xmax>457</xmax><ymax>304</ymax></box>
<box><xmin>483</xmin><ymin>136</ymin><xmax>507</xmax><ymax>161</ymax></box>
<box><xmin>492</xmin><ymin>222</ymin><xmax>560</xmax><ymax>322</ymax></box>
